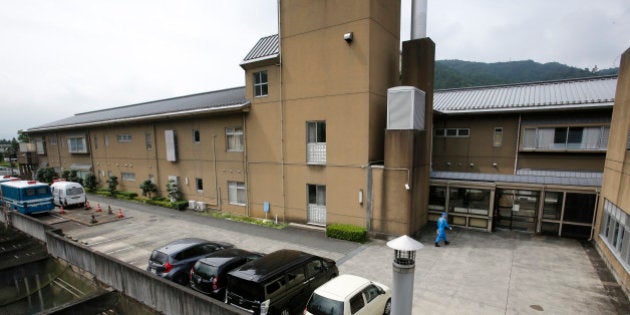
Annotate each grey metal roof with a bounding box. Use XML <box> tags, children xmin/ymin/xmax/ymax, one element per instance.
<box><xmin>434</xmin><ymin>76</ymin><xmax>617</xmax><ymax>114</ymax></box>
<box><xmin>241</xmin><ymin>34</ymin><xmax>279</xmax><ymax>65</ymax></box>
<box><xmin>29</xmin><ymin>87</ymin><xmax>248</xmax><ymax>132</ymax></box>
<box><xmin>431</xmin><ymin>171</ymin><xmax>601</xmax><ymax>187</ymax></box>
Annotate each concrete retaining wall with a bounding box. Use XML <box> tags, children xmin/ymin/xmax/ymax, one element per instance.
<box><xmin>3</xmin><ymin>210</ymin><xmax>245</xmax><ymax>315</ymax></box>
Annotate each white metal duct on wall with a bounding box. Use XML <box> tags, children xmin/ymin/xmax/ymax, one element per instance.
<box><xmin>386</xmin><ymin>86</ymin><xmax>425</xmax><ymax>130</ymax></box>
<box><xmin>165</xmin><ymin>130</ymin><xmax>177</xmax><ymax>162</ymax></box>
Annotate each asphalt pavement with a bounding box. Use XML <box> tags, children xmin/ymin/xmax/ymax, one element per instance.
<box><xmin>49</xmin><ymin>194</ymin><xmax>627</xmax><ymax>314</ymax></box>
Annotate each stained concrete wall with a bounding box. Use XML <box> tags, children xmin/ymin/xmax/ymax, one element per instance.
<box><xmin>4</xmin><ymin>211</ymin><xmax>245</xmax><ymax>315</ymax></box>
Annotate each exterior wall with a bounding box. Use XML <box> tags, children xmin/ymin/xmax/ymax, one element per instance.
<box><xmin>433</xmin><ymin>114</ymin><xmax>518</xmax><ymax>173</ymax></box>
<box><xmin>594</xmin><ymin>47</ymin><xmax>630</xmax><ymax>296</ymax></box>
<box><xmin>433</xmin><ymin>110</ymin><xmax>611</xmax><ymax>174</ymax></box>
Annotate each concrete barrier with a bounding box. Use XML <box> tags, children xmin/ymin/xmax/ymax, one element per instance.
<box><xmin>4</xmin><ymin>210</ymin><xmax>245</xmax><ymax>315</ymax></box>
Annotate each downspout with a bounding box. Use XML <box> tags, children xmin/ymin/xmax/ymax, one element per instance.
<box><xmin>152</xmin><ymin>124</ymin><xmax>162</xmax><ymax>197</ymax></box>
<box><xmin>243</xmin><ymin>113</ymin><xmax>250</xmax><ymax>217</ymax></box>
<box><xmin>213</xmin><ymin>135</ymin><xmax>221</xmax><ymax>211</ymax></box>
<box><xmin>278</xmin><ymin>0</ymin><xmax>286</xmax><ymax>223</ymax></box>
<box><xmin>56</xmin><ymin>132</ymin><xmax>62</xmax><ymax>173</ymax></box>
<box><xmin>513</xmin><ymin>114</ymin><xmax>522</xmax><ymax>174</ymax></box>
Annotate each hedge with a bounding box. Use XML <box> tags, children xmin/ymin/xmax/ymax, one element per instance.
<box><xmin>326</xmin><ymin>223</ymin><xmax>367</xmax><ymax>243</ymax></box>
<box><xmin>171</xmin><ymin>200</ymin><xmax>188</xmax><ymax>210</ymax></box>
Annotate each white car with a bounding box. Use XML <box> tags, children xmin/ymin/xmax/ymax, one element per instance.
<box><xmin>304</xmin><ymin>274</ymin><xmax>391</xmax><ymax>315</ymax></box>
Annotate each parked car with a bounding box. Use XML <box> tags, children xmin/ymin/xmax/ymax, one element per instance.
<box><xmin>50</xmin><ymin>180</ymin><xmax>86</xmax><ymax>208</ymax></box>
<box><xmin>226</xmin><ymin>249</ymin><xmax>338</xmax><ymax>315</ymax></box>
<box><xmin>189</xmin><ymin>248</ymin><xmax>263</xmax><ymax>299</ymax></box>
<box><xmin>304</xmin><ymin>274</ymin><xmax>391</xmax><ymax>315</ymax></box>
<box><xmin>146</xmin><ymin>238</ymin><xmax>233</xmax><ymax>285</ymax></box>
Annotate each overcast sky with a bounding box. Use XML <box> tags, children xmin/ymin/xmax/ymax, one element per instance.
<box><xmin>1</xmin><ymin>0</ymin><xmax>628</xmax><ymax>140</ymax></box>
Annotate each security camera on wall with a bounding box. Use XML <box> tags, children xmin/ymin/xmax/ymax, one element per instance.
<box><xmin>344</xmin><ymin>32</ymin><xmax>353</xmax><ymax>43</ymax></box>
<box><xmin>405</xmin><ymin>183</ymin><xmax>411</xmax><ymax>191</ymax></box>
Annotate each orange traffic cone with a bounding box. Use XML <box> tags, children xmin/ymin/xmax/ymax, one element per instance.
<box><xmin>84</xmin><ymin>200</ymin><xmax>91</xmax><ymax>210</ymax></box>
<box><xmin>117</xmin><ymin>209</ymin><xmax>124</xmax><ymax>218</ymax></box>
<box><xmin>59</xmin><ymin>205</ymin><xmax>66</xmax><ymax>214</ymax></box>
<box><xmin>96</xmin><ymin>204</ymin><xmax>102</xmax><ymax>212</ymax></box>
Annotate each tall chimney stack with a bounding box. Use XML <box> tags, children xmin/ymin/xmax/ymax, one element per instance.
<box><xmin>411</xmin><ymin>0</ymin><xmax>428</xmax><ymax>39</ymax></box>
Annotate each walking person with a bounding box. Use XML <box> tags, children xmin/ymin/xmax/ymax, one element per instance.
<box><xmin>435</xmin><ymin>212</ymin><xmax>452</xmax><ymax>247</ymax></box>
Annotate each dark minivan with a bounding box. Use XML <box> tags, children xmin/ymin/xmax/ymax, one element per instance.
<box><xmin>189</xmin><ymin>248</ymin><xmax>263</xmax><ymax>299</ymax></box>
<box><xmin>146</xmin><ymin>238</ymin><xmax>233</xmax><ymax>285</ymax></box>
<box><xmin>226</xmin><ymin>249</ymin><xmax>338</xmax><ymax>315</ymax></box>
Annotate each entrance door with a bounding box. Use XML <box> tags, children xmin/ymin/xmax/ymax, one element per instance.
<box><xmin>307</xmin><ymin>184</ymin><xmax>326</xmax><ymax>226</ymax></box>
<box><xmin>495</xmin><ymin>189</ymin><xmax>539</xmax><ymax>232</ymax></box>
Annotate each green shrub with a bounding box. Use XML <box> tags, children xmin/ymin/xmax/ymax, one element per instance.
<box><xmin>115</xmin><ymin>191</ymin><xmax>138</xmax><ymax>200</ymax></box>
<box><xmin>145</xmin><ymin>199</ymin><xmax>171</xmax><ymax>207</ymax></box>
<box><xmin>171</xmin><ymin>200</ymin><xmax>188</xmax><ymax>210</ymax></box>
<box><xmin>326</xmin><ymin>223</ymin><xmax>367</xmax><ymax>243</ymax></box>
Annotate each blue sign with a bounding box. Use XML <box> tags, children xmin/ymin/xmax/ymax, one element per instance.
<box><xmin>264</xmin><ymin>201</ymin><xmax>270</xmax><ymax>213</ymax></box>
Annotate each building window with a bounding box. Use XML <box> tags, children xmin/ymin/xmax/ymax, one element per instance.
<box><xmin>67</xmin><ymin>136</ymin><xmax>88</xmax><ymax>154</ymax></box>
<box><xmin>253</xmin><ymin>71</ymin><xmax>268</xmax><ymax>97</ymax></box>
<box><xmin>117</xmin><ymin>134</ymin><xmax>132</xmax><ymax>143</ymax></box>
<box><xmin>145</xmin><ymin>133</ymin><xmax>152</xmax><ymax>150</ymax></box>
<box><xmin>493</xmin><ymin>127</ymin><xmax>503</xmax><ymax>147</ymax></box>
<box><xmin>121</xmin><ymin>172</ymin><xmax>136</xmax><ymax>182</ymax></box>
<box><xmin>50</xmin><ymin>136</ymin><xmax>57</xmax><ymax>145</ymax></box>
<box><xmin>226</xmin><ymin>127</ymin><xmax>243</xmax><ymax>152</ymax></box>
<box><xmin>105</xmin><ymin>135</ymin><xmax>109</xmax><ymax>147</ymax></box>
<box><xmin>307</xmin><ymin>184</ymin><xmax>327</xmax><ymax>225</ymax></box>
<box><xmin>521</xmin><ymin>126</ymin><xmax>609</xmax><ymax>151</ymax></box>
<box><xmin>600</xmin><ymin>200</ymin><xmax>630</xmax><ymax>268</ymax></box>
<box><xmin>193</xmin><ymin>129</ymin><xmax>200</xmax><ymax>143</ymax></box>
<box><xmin>434</xmin><ymin>128</ymin><xmax>470</xmax><ymax>138</ymax></box>
<box><xmin>196</xmin><ymin>178</ymin><xmax>203</xmax><ymax>192</ymax></box>
<box><xmin>35</xmin><ymin>138</ymin><xmax>46</xmax><ymax>155</ymax></box>
<box><xmin>93</xmin><ymin>136</ymin><xmax>98</xmax><ymax>150</ymax></box>
<box><xmin>228</xmin><ymin>181</ymin><xmax>246</xmax><ymax>205</ymax></box>
<box><xmin>307</xmin><ymin>121</ymin><xmax>326</xmax><ymax>164</ymax></box>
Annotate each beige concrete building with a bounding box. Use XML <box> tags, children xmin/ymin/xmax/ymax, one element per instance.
<box><xmin>594</xmin><ymin>47</ymin><xmax>630</xmax><ymax>296</ymax></box>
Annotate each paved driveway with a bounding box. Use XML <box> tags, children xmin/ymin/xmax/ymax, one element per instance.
<box><xmin>52</xmin><ymin>195</ymin><xmax>623</xmax><ymax>314</ymax></box>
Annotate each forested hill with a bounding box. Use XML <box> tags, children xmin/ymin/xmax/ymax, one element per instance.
<box><xmin>435</xmin><ymin>59</ymin><xmax>619</xmax><ymax>89</ymax></box>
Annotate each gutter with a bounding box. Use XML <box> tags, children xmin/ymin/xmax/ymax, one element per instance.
<box><xmin>435</xmin><ymin>102</ymin><xmax>614</xmax><ymax>115</ymax></box>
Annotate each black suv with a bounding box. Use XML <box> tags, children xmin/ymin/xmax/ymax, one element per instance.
<box><xmin>226</xmin><ymin>249</ymin><xmax>338</xmax><ymax>315</ymax></box>
<box><xmin>146</xmin><ymin>238</ymin><xmax>233</xmax><ymax>285</ymax></box>
<box><xmin>189</xmin><ymin>248</ymin><xmax>263</xmax><ymax>299</ymax></box>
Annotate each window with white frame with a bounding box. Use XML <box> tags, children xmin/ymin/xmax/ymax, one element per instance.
<box><xmin>308</xmin><ymin>184</ymin><xmax>326</xmax><ymax>207</ymax></box>
<box><xmin>253</xmin><ymin>71</ymin><xmax>268</xmax><ymax>97</ymax></box>
<box><xmin>434</xmin><ymin>128</ymin><xmax>470</xmax><ymax>138</ymax></box>
<box><xmin>521</xmin><ymin>125</ymin><xmax>609</xmax><ymax>151</ymax></box>
<box><xmin>35</xmin><ymin>138</ymin><xmax>46</xmax><ymax>154</ymax></box>
<box><xmin>226</xmin><ymin>127</ymin><xmax>243</xmax><ymax>152</ymax></box>
<box><xmin>493</xmin><ymin>127</ymin><xmax>503</xmax><ymax>147</ymax></box>
<box><xmin>121</xmin><ymin>172</ymin><xmax>136</xmax><ymax>181</ymax></box>
<box><xmin>307</xmin><ymin>121</ymin><xmax>326</xmax><ymax>164</ymax></box>
<box><xmin>67</xmin><ymin>136</ymin><xmax>88</xmax><ymax>154</ymax></box>
<box><xmin>600</xmin><ymin>200</ymin><xmax>630</xmax><ymax>268</ymax></box>
<box><xmin>228</xmin><ymin>181</ymin><xmax>246</xmax><ymax>205</ymax></box>
<box><xmin>117</xmin><ymin>134</ymin><xmax>132</xmax><ymax>143</ymax></box>
<box><xmin>145</xmin><ymin>133</ymin><xmax>152</xmax><ymax>150</ymax></box>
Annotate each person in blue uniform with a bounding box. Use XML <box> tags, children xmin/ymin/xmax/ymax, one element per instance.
<box><xmin>435</xmin><ymin>212</ymin><xmax>452</xmax><ymax>247</ymax></box>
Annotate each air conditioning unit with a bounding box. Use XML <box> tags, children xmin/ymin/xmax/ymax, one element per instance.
<box><xmin>188</xmin><ymin>200</ymin><xmax>196</xmax><ymax>210</ymax></box>
<box><xmin>386</xmin><ymin>86</ymin><xmax>425</xmax><ymax>130</ymax></box>
<box><xmin>196</xmin><ymin>201</ymin><xmax>206</xmax><ymax>212</ymax></box>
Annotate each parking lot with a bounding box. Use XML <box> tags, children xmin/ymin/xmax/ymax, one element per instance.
<box><xmin>48</xmin><ymin>194</ymin><xmax>625</xmax><ymax>314</ymax></box>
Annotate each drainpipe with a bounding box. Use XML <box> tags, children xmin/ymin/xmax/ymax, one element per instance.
<box><xmin>243</xmin><ymin>113</ymin><xmax>250</xmax><ymax>217</ymax></box>
<box><xmin>213</xmin><ymin>135</ymin><xmax>221</xmax><ymax>211</ymax></box>
<box><xmin>513</xmin><ymin>114</ymin><xmax>522</xmax><ymax>174</ymax></box>
<box><xmin>278</xmin><ymin>0</ymin><xmax>286</xmax><ymax>223</ymax></box>
<box><xmin>411</xmin><ymin>0</ymin><xmax>428</xmax><ymax>39</ymax></box>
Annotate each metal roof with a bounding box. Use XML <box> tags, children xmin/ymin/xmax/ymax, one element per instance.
<box><xmin>431</xmin><ymin>171</ymin><xmax>602</xmax><ymax>187</ymax></box>
<box><xmin>434</xmin><ymin>76</ymin><xmax>617</xmax><ymax>114</ymax></box>
<box><xmin>28</xmin><ymin>87</ymin><xmax>249</xmax><ymax>132</ymax></box>
<box><xmin>241</xmin><ymin>34</ymin><xmax>279</xmax><ymax>65</ymax></box>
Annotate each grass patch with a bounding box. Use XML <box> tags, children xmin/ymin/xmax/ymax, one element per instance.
<box><xmin>206</xmin><ymin>211</ymin><xmax>287</xmax><ymax>229</ymax></box>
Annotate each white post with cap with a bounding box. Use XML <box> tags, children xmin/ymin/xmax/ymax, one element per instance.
<box><xmin>386</xmin><ymin>235</ymin><xmax>424</xmax><ymax>315</ymax></box>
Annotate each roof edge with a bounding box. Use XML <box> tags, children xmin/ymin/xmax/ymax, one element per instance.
<box><xmin>435</xmin><ymin>75</ymin><xmax>618</xmax><ymax>92</ymax></box>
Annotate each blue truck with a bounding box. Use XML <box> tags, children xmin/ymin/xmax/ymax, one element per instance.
<box><xmin>1</xmin><ymin>180</ymin><xmax>54</xmax><ymax>215</ymax></box>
